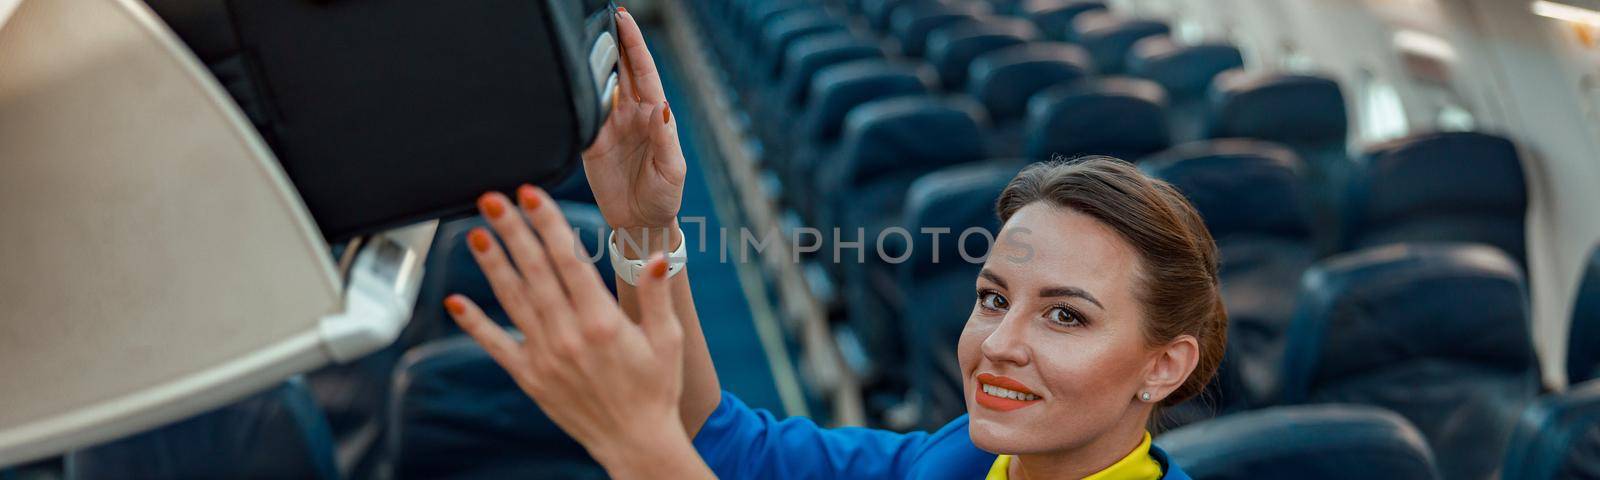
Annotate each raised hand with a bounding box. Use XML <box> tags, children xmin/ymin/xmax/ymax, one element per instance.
<box><xmin>583</xmin><ymin>8</ymin><xmax>685</xmax><ymax>246</ymax></box>
<box><xmin>444</xmin><ymin>186</ymin><xmax>710</xmax><ymax>478</ymax></box>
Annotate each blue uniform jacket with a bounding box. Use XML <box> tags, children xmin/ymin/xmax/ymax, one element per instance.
<box><xmin>692</xmin><ymin>392</ymin><xmax>1191</xmax><ymax>479</ymax></box>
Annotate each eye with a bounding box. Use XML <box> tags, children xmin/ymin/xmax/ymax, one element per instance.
<box><xmin>977</xmin><ymin>290</ymin><xmax>1009</xmax><ymax>311</ymax></box>
<box><xmin>1047</xmin><ymin>306</ymin><xmax>1087</xmax><ymax>327</ymax></box>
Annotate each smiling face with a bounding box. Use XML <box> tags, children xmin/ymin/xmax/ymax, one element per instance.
<box><xmin>958</xmin><ymin>202</ymin><xmax>1157</xmax><ymax>455</ymax></box>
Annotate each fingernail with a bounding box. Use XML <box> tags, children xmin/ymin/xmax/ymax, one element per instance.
<box><xmin>518</xmin><ymin>184</ymin><xmax>541</xmax><ymax>209</ymax></box>
<box><xmin>444</xmin><ymin>295</ymin><xmax>466</xmax><ymax>316</ymax></box>
<box><xmin>663</xmin><ymin>101</ymin><xmax>672</xmax><ymax>124</ymax></box>
<box><xmin>650</xmin><ymin>256</ymin><xmax>669</xmax><ymax>278</ymax></box>
<box><xmin>617</xmin><ymin>6</ymin><xmax>627</xmax><ymax>14</ymax></box>
<box><xmin>477</xmin><ymin>194</ymin><xmax>505</xmax><ymax>219</ymax></box>
<box><xmin>468</xmin><ymin>228</ymin><xmax>492</xmax><ymax>253</ymax></box>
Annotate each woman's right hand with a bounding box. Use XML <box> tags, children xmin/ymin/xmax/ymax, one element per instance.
<box><xmin>582</xmin><ymin>7</ymin><xmax>685</xmax><ymax>254</ymax></box>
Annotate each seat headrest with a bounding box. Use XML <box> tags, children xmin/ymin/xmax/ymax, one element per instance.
<box><xmin>783</xmin><ymin>33</ymin><xmax>885</xmax><ymax>107</ymax></box>
<box><xmin>1072</xmin><ymin>15</ymin><xmax>1170</xmax><ymax>74</ymax></box>
<box><xmin>1281</xmin><ymin>243</ymin><xmax>1535</xmax><ymax>401</ymax></box>
<box><xmin>969</xmin><ymin>42</ymin><xmax>1093</xmax><ymax>121</ymax></box>
<box><xmin>889</xmin><ymin>3</ymin><xmax>986</xmax><ymax>57</ymax></box>
<box><xmin>838</xmin><ymin>96</ymin><xmax>989</xmax><ymax>187</ymax></box>
<box><xmin>1141</xmin><ymin>139</ymin><xmax>1311</xmax><ymax>241</ymax></box>
<box><xmin>926</xmin><ymin>18</ymin><xmax>1040</xmax><ymax>89</ymax></box>
<box><xmin>806</xmin><ymin>60</ymin><xmax>931</xmax><ymax>141</ymax></box>
<box><xmin>1569</xmin><ymin>244</ymin><xmax>1600</xmax><ymax>384</ymax></box>
<box><xmin>1354</xmin><ymin>131</ymin><xmax>1527</xmax><ymax>228</ymax></box>
<box><xmin>1020</xmin><ymin>0</ymin><xmax>1108</xmax><ymax>41</ymax></box>
<box><xmin>902</xmin><ymin>160</ymin><xmax>1027</xmax><ymax>277</ymax></box>
<box><xmin>1207</xmin><ymin>70</ymin><xmax>1348</xmax><ymax>148</ymax></box>
<box><xmin>761</xmin><ymin>10</ymin><xmax>847</xmax><ymax>78</ymax></box>
<box><xmin>1157</xmin><ymin>404</ymin><xmax>1438</xmax><ymax>479</ymax></box>
<box><xmin>1501</xmin><ymin>379</ymin><xmax>1600</xmax><ymax>480</ymax></box>
<box><xmin>1024</xmin><ymin>77</ymin><xmax>1170</xmax><ymax>160</ymax></box>
<box><xmin>744</xmin><ymin>2</ymin><xmax>811</xmax><ymax>37</ymax></box>
<box><xmin>1128</xmin><ymin>37</ymin><xmax>1244</xmax><ymax>100</ymax></box>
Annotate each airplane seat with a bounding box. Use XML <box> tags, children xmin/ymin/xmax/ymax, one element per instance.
<box><xmin>786</xmin><ymin>60</ymin><xmax>933</xmax><ymax>215</ymax></box>
<box><xmin>1571</xmin><ymin>244</ymin><xmax>1600</xmax><ymax>384</ymax></box>
<box><xmin>1019</xmin><ymin>0</ymin><xmax>1109</xmax><ymax>42</ymax></box>
<box><xmin>821</xmin><ymin>96</ymin><xmax>989</xmax><ymax>386</ymax></box>
<box><xmin>65</xmin><ymin>377</ymin><xmax>338</xmax><ymax>480</ymax></box>
<box><xmin>1344</xmin><ymin>131</ymin><xmax>1528</xmax><ymax>266</ymax></box>
<box><xmin>888</xmin><ymin>2</ymin><xmax>988</xmax><ymax>57</ymax></box>
<box><xmin>1141</xmin><ymin>139</ymin><xmax>1314</xmax><ymax>410</ymax></box>
<box><xmin>968</xmin><ymin>42</ymin><xmax>1093</xmax><ymax>123</ymax></box>
<box><xmin>1126</xmin><ymin>37</ymin><xmax>1245</xmax><ymax>142</ymax></box>
<box><xmin>386</xmin><ymin>336</ymin><xmax>604</xmax><ymax>479</ymax></box>
<box><xmin>1071</xmin><ymin>14</ymin><xmax>1170</xmax><ymax>74</ymax></box>
<box><xmin>1280</xmin><ymin>242</ymin><xmax>1540</xmax><ymax>480</ymax></box>
<box><xmin>1156</xmin><ymin>404</ymin><xmax>1440</xmax><ymax>479</ymax></box>
<box><xmin>1501</xmin><ymin>379</ymin><xmax>1600</xmax><ymax>480</ymax></box>
<box><xmin>741</xmin><ymin>2</ymin><xmax>814</xmax><ymax>59</ymax></box>
<box><xmin>924</xmin><ymin>18</ymin><xmax>1041</xmax><ymax>90</ymax></box>
<box><xmin>863</xmin><ymin>0</ymin><xmax>961</xmax><ymax>33</ymax></box>
<box><xmin>1023</xmin><ymin>77</ymin><xmax>1171</xmax><ymax>160</ymax></box>
<box><xmin>899</xmin><ymin>160</ymin><xmax>1026</xmax><ymax>430</ymax></box>
<box><xmin>764</xmin><ymin>33</ymin><xmax>888</xmax><ymax>160</ymax></box>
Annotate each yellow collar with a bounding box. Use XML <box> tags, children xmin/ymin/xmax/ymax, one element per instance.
<box><xmin>984</xmin><ymin>431</ymin><xmax>1162</xmax><ymax>480</ymax></box>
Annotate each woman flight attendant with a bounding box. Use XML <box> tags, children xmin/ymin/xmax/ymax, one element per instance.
<box><xmin>441</xmin><ymin>7</ymin><xmax>1223</xmax><ymax>479</ymax></box>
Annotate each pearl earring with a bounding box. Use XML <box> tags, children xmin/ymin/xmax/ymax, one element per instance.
<box><xmin>1140</xmin><ymin>392</ymin><xmax>1151</xmax><ymax>401</ymax></box>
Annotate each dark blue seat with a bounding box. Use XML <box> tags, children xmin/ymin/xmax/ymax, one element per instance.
<box><xmin>65</xmin><ymin>377</ymin><xmax>338</xmax><ymax>480</ymax></box>
<box><xmin>819</xmin><ymin>96</ymin><xmax>989</xmax><ymax>385</ymax></box>
<box><xmin>1572</xmin><ymin>244</ymin><xmax>1600</xmax><ymax>384</ymax></box>
<box><xmin>1157</xmin><ymin>404</ymin><xmax>1440</xmax><ymax>479</ymax></box>
<box><xmin>1502</xmin><ymin>379</ymin><xmax>1600</xmax><ymax>480</ymax></box>
<box><xmin>898</xmin><ymin>160</ymin><xmax>1026</xmax><ymax>429</ymax></box>
<box><xmin>759</xmin><ymin>10</ymin><xmax>848</xmax><ymax>81</ymax></box>
<box><xmin>781</xmin><ymin>33</ymin><xmax>886</xmax><ymax>110</ymax></box>
<box><xmin>1024</xmin><ymin>77</ymin><xmax>1170</xmax><ymax>160</ymax></box>
<box><xmin>888</xmin><ymin>2</ymin><xmax>987</xmax><ymax>57</ymax></box>
<box><xmin>1142</xmin><ymin>139</ymin><xmax>1313</xmax><ymax>413</ymax></box>
<box><xmin>1127</xmin><ymin>37</ymin><xmax>1244</xmax><ymax>142</ymax></box>
<box><xmin>1281</xmin><ymin>242</ymin><xmax>1541</xmax><ymax>480</ymax></box>
<box><xmin>386</xmin><ymin>336</ymin><xmax>605</xmax><ymax>479</ymax></box>
<box><xmin>1344</xmin><ymin>131</ymin><xmax>1528</xmax><ymax>266</ymax></box>
<box><xmin>1020</xmin><ymin>0</ymin><xmax>1108</xmax><ymax>41</ymax></box>
<box><xmin>968</xmin><ymin>42</ymin><xmax>1093</xmax><ymax>122</ymax></box>
<box><xmin>925</xmin><ymin>18</ymin><xmax>1040</xmax><ymax>89</ymax></box>
<box><xmin>1072</xmin><ymin>15</ymin><xmax>1170</xmax><ymax>74</ymax></box>
<box><xmin>786</xmin><ymin>60</ymin><xmax>932</xmax><ymax>213</ymax></box>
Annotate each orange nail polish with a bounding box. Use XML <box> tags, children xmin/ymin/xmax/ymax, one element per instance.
<box><xmin>663</xmin><ymin>101</ymin><xmax>672</xmax><ymax>124</ymax></box>
<box><xmin>477</xmin><ymin>194</ymin><xmax>505</xmax><ymax>219</ymax></box>
<box><xmin>617</xmin><ymin>6</ymin><xmax>627</xmax><ymax>14</ymax></box>
<box><xmin>518</xmin><ymin>184</ymin><xmax>541</xmax><ymax>209</ymax></box>
<box><xmin>468</xmin><ymin>228</ymin><xmax>492</xmax><ymax>253</ymax></box>
<box><xmin>444</xmin><ymin>296</ymin><xmax>466</xmax><ymax>316</ymax></box>
<box><xmin>650</xmin><ymin>258</ymin><xmax>669</xmax><ymax>278</ymax></box>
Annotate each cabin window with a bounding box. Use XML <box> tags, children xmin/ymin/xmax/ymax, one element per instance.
<box><xmin>1358</xmin><ymin>69</ymin><xmax>1410</xmax><ymax>142</ymax></box>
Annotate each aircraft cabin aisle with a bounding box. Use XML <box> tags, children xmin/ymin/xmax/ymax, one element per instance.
<box><xmin>4</xmin><ymin>0</ymin><xmax>1600</xmax><ymax>479</ymax></box>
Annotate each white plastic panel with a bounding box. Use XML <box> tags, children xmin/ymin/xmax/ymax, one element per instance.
<box><xmin>0</xmin><ymin>0</ymin><xmax>408</xmax><ymax>466</ymax></box>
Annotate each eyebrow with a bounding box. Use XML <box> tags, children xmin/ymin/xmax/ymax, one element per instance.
<box><xmin>980</xmin><ymin>269</ymin><xmax>1105</xmax><ymax>310</ymax></box>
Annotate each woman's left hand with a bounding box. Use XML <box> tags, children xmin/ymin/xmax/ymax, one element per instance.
<box><xmin>444</xmin><ymin>186</ymin><xmax>709</xmax><ymax>477</ymax></box>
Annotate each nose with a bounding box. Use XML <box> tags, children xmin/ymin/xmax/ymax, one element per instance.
<box><xmin>980</xmin><ymin>311</ymin><xmax>1031</xmax><ymax>367</ymax></box>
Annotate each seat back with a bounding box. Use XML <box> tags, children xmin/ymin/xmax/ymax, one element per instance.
<box><xmin>926</xmin><ymin>18</ymin><xmax>1040</xmax><ymax>89</ymax></box>
<box><xmin>1072</xmin><ymin>14</ymin><xmax>1170</xmax><ymax>74</ymax></box>
<box><xmin>65</xmin><ymin>377</ymin><xmax>338</xmax><ymax>480</ymax></box>
<box><xmin>1157</xmin><ymin>404</ymin><xmax>1439</xmax><ymax>479</ymax></box>
<box><xmin>804</xmin><ymin>60</ymin><xmax>932</xmax><ymax>142</ymax></box>
<box><xmin>1206</xmin><ymin>70</ymin><xmax>1348</xmax><ymax>158</ymax></box>
<box><xmin>900</xmin><ymin>160</ymin><xmax>1025</xmax><ymax>429</ymax></box>
<box><xmin>835</xmin><ymin>96</ymin><xmax>991</xmax><ymax>191</ymax></box>
<box><xmin>760</xmin><ymin>10</ymin><xmax>848</xmax><ymax>80</ymax></box>
<box><xmin>1127</xmin><ymin>37</ymin><xmax>1244</xmax><ymax>141</ymax></box>
<box><xmin>1024</xmin><ymin>77</ymin><xmax>1170</xmax><ymax>160</ymax></box>
<box><xmin>1020</xmin><ymin>0</ymin><xmax>1108</xmax><ymax>41</ymax></box>
<box><xmin>782</xmin><ymin>33</ymin><xmax>886</xmax><ymax>108</ymax></box>
<box><xmin>1281</xmin><ymin>243</ymin><xmax>1540</xmax><ymax>480</ymax></box>
<box><xmin>1502</xmin><ymin>379</ymin><xmax>1600</xmax><ymax>480</ymax></box>
<box><xmin>889</xmin><ymin>2</ymin><xmax>988</xmax><ymax>57</ymax></box>
<box><xmin>1572</xmin><ymin>244</ymin><xmax>1600</xmax><ymax>384</ymax></box>
<box><xmin>1346</xmin><ymin>131</ymin><xmax>1528</xmax><ymax>265</ymax></box>
<box><xmin>386</xmin><ymin>336</ymin><xmax>604</xmax><ymax>479</ymax></box>
<box><xmin>969</xmin><ymin>43</ymin><xmax>1093</xmax><ymax>121</ymax></box>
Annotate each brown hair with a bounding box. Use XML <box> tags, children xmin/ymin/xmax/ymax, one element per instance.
<box><xmin>994</xmin><ymin>156</ymin><xmax>1227</xmax><ymax>409</ymax></box>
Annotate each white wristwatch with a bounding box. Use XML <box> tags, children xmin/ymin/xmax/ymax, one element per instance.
<box><xmin>607</xmin><ymin>226</ymin><xmax>687</xmax><ymax>286</ymax></box>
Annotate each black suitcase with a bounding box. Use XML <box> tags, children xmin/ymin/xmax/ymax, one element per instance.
<box><xmin>144</xmin><ymin>0</ymin><xmax>619</xmax><ymax>240</ymax></box>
